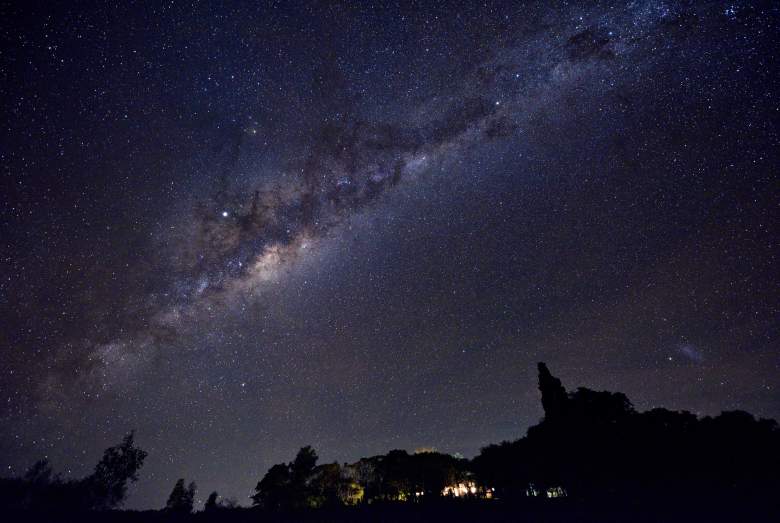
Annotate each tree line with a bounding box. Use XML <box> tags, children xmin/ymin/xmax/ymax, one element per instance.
<box><xmin>1</xmin><ymin>363</ymin><xmax>778</xmax><ymax>520</ymax></box>
<box><xmin>0</xmin><ymin>432</ymin><xmax>147</xmax><ymax>513</ymax></box>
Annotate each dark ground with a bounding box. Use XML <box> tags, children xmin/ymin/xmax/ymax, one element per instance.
<box><xmin>6</xmin><ymin>497</ymin><xmax>778</xmax><ymax>523</ymax></box>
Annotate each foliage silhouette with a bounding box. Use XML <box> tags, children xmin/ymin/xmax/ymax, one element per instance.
<box><xmin>251</xmin><ymin>462</ymin><xmax>292</xmax><ymax>510</ymax></box>
<box><xmin>24</xmin><ymin>458</ymin><xmax>54</xmax><ymax>485</ymax></box>
<box><xmin>165</xmin><ymin>478</ymin><xmax>196</xmax><ymax>514</ymax></box>
<box><xmin>87</xmin><ymin>431</ymin><xmax>148</xmax><ymax>510</ymax></box>
<box><xmin>1</xmin><ymin>366</ymin><xmax>778</xmax><ymax>521</ymax></box>
<box><xmin>472</xmin><ymin>362</ymin><xmax>779</xmax><ymax>508</ymax></box>
<box><xmin>204</xmin><ymin>491</ymin><xmax>219</xmax><ymax>512</ymax></box>
<box><xmin>0</xmin><ymin>431</ymin><xmax>146</xmax><ymax>514</ymax></box>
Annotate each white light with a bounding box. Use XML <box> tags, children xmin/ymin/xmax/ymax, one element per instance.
<box><xmin>222</xmin><ymin>211</ymin><xmax>229</xmax><ymax>217</ymax></box>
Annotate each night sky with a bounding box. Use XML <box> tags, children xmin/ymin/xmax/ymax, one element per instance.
<box><xmin>1</xmin><ymin>0</ymin><xmax>778</xmax><ymax>509</ymax></box>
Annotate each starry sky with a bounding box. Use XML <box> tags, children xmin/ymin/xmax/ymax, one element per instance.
<box><xmin>1</xmin><ymin>0</ymin><xmax>778</xmax><ymax>510</ymax></box>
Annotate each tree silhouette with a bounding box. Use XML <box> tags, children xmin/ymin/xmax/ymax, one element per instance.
<box><xmin>251</xmin><ymin>446</ymin><xmax>325</xmax><ymax>510</ymax></box>
<box><xmin>291</xmin><ymin>446</ymin><xmax>318</xmax><ymax>482</ymax></box>
<box><xmin>1</xmin><ymin>364</ymin><xmax>778</xmax><ymax>520</ymax></box>
<box><xmin>85</xmin><ymin>431</ymin><xmax>148</xmax><ymax>510</ymax></box>
<box><xmin>308</xmin><ymin>462</ymin><xmax>343</xmax><ymax>508</ymax></box>
<box><xmin>289</xmin><ymin>446</ymin><xmax>318</xmax><ymax>509</ymax></box>
<box><xmin>204</xmin><ymin>490</ymin><xmax>219</xmax><ymax>512</ymax></box>
<box><xmin>23</xmin><ymin>459</ymin><xmax>54</xmax><ymax>485</ymax></box>
<box><xmin>473</xmin><ymin>362</ymin><xmax>780</xmax><ymax>510</ymax></box>
<box><xmin>252</xmin><ymin>463</ymin><xmax>292</xmax><ymax>510</ymax></box>
<box><xmin>165</xmin><ymin>478</ymin><xmax>196</xmax><ymax>514</ymax></box>
<box><xmin>537</xmin><ymin>362</ymin><xmax>568</xmax><ymax>421</ymax></box>
<box><xmin>0</xmin><ymin>432</ymin><xmax>147</xmax><ymax>513</ymax></box>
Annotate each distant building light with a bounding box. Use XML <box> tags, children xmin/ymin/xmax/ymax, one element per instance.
<box><xmin>442</xmin><ymin>481</ymin><xmax>490</xmax><ymax>498</ymax></box>
<box><xmin>526</xmin><ymin>483</ymin><xmax>567</xmax><ymax>498</ymax></box>
<box><xmin>546</xmin><ymin>486</ymin><xmax>567</xmax><ymax>498</ymax></box>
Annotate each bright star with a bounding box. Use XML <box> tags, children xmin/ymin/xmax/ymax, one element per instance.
<box><xmin>222</xmin><ymin>211</ymin><xmax>229</xmax><ymax>217</ymax></box>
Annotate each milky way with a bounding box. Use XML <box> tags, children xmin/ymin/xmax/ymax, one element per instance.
<box><xmin>1</xmin><ymin>0</ymin><xmax>777</xmax><ymax>509</ymax></box>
